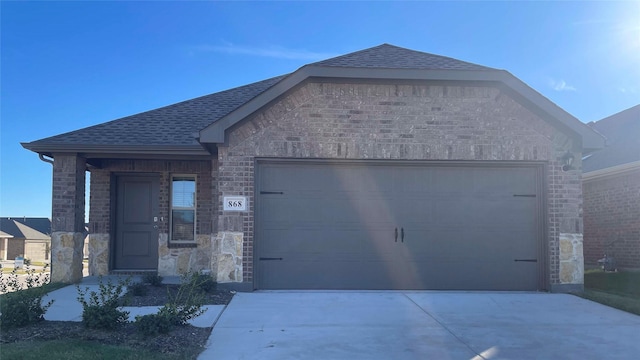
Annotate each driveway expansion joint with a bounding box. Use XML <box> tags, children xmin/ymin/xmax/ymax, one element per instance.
<box><xmin>402</xmin><ymin>292</ymin><xmax>487</xmax><ymax>360</ymax></box>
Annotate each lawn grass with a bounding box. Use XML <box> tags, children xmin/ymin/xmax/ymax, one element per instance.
<box><xmin>28</xmin><ymin>261</ymin><xmax>50</xmax><ymax>267</ymax></box>
<box><xmin>1</xmin><ymin>339</ymin><xmax>188</xmax><ymax>360</ymax></box>
<box><xmin>1</xmin><ymin>268</ymin><xmax>28</xmax><ymax>274</ymax></box>
<box><xmin>579</xmin><ymin>270</ymin><xmax>640</xmax><ymax>316</ymax></box>
<box><xmin>584</xmin><ymin>270</ymin><xmax>640</xmax><ymax>297</ymax></box>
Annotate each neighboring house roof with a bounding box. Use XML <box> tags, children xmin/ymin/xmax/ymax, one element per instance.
<box><xmin>22</xmin><ymin>44</ymin><xmax>605</xmax><ymax>157</ymax></box>
<box><xmin>583</xmin><ymin>104</ymin><xmax>640</xmax><ymax>173</ymax></box>
<box><xmin>0</xmin><ymin>218</ymin><xmax>51</xmax><ymax>240</ymax></box>
<box><xmin>0</xmin><ymin>231</ymin><xmax>13</xmax><ymax>239</ymax></box>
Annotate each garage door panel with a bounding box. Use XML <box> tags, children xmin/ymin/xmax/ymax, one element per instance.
<box><xmin>257</xmin><ymin>161</ymin><xmax>543</xmax><ymax>290</ymax></box>
<box><xmin>394</xmin><ymin>167</ymin><xmax>434</xmax><ymax>194</ymax></box>
<box><xmin>472</xmin><ymin>168</ymin><xmax>536</xmax><ymax>194</ymax></box>
<box><xmin>395</xmin><ymin>200</ymin><xmax>436</xmax><ymax>226</ymax></box>
<box><xmin>433</xmin><ymin>198</ymin><xmax>473</xmax><ymax>224</ymax></box>
<box><xmin>332</xmin><ymin>166</ymin><xmax>394</xmax><ymax>194</ymax></box>
<box><xmin>260</xmin><ymin>259</ymin><xmax>399</xmax><ymax>290</ymax></box>
<box><xmin>354</xmin><ymin>197</ymin><xmax>397</xmax><ymax>226</ymax></box>
<box><xmin>261</xmin><ymin>197</ymin><xmax>292</xmax><ymax>224</ymax></box>
<box><xmin>405</xmin><ymin>229</ymin><xmax>537</xmax><ymax>257</ymax></box>
<box><xmin>471</xmin><ymin>198</ymin><xmax>537</xmax><ymax>229</ymax></box>
<box><xmin>287</xmin><ymin>229</ymin><xmax>364</xmax><ymax>258</ymax></box>
<box><xmin>433</xmin><ymin>168</ymin><xmax>475</xmax><ymax>192</ymax></box>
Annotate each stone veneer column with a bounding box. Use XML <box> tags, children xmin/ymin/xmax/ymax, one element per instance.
<box><xmin>50</xmin><ymin>154</ymin><xmax>86</xmax><ymax>283</ymax></box>
<box><xmin>211</xmin><ymin>232</ymin><xmax>243</xmax><ymax>282</ymax></box>
<box><xmin>559</xmin><ymin>233</ymin><xmax>584</xmax><ymax>284</ymax></box>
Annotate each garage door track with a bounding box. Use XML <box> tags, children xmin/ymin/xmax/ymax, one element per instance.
<box><xmin>199</xmin><ymin>291</ymin><xmax>640</xmax><ymax>360</ymax></box>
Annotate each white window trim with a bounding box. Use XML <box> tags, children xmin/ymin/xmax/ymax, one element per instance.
<box><xmin>170</xmin><ymin>174</ymin><xmax>197</xmax><ymax>243</ymax></box>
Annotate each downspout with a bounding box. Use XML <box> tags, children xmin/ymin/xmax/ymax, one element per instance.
<box><xmin>39</xmin><ymin>153</ymin><xmax>54</xmax><ymax>165</ymax></box>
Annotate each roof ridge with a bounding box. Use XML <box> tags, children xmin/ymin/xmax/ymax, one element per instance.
<box><xmin>310</xmin><ymin>43</ymin><xmax>495</xmax><ymax>71</ymax></box>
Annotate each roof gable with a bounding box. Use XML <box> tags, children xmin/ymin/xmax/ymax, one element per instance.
<box><xmin>23</xmin><ymin>44</ymin><xmax>605</xmax><ymax>156</ymax></box>
<box><xmin>583</xmin><ymin>104</ymin><xmax>640</xmax><ymax>172</ymax></box>
<box><xmin>199</xmin><ymin>45</ymin><xmax>604</xmax><ymax>150</ymax></box>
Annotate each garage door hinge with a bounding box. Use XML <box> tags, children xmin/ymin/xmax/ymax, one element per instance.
<box><xmin>259</xmin><ymin>257</ymin><xmax>283</xmax><ymax>261</ymax></box>
<box><xmin>260</xmin><ymin>191</ymin><xmax>284</xmax><ymax>195</ymax></box>
<box><xmin>513</xmin><ymin>194</ymin><xmax>536</xmax><ymax>197</ymax></box>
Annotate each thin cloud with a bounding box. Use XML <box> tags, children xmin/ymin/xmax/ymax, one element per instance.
<box><xmin>192</xmin><ymin>44</ymin><xmax>337</xmax><ymax>61</ymax></box>
<box><xmin>618</xmin><ymin>87</ymin><xmax>637</xmax><ymax>94</ymax></box>
<box><xmin>549</xmin><ymin>79</ymin><xmax>577</xmax><ymax>92</ymax></box>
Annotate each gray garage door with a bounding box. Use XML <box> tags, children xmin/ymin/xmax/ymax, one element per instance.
<box><xmin>256</xmin><ymin>160</ymin><xmax>544</xmax><ymax>290</ymax></box>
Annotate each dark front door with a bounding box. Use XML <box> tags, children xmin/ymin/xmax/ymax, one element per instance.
<box><xmin>114</xmin><ymin>175</ymin><xmax>159</xmax><ymax>270</ymax></box>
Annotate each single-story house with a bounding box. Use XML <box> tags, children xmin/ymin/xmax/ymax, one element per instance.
<box><xmin>0</xmin><ymin>217</ymin><xmax>51</xmax><ymax>261</ymax></box>
<box><xmin>583</xmin><ymin>104</ymin><xmax>640</xmax><ymax>270</ymax></box>
<box><xmin>0</xmin><ymin>231</ymin><xmax>14</xmax><ymax>261</ymax></box>
<box><xmin>23</xmin><ymin>44</ymin><xmax>604</xmax><ymax>291</ymax></box>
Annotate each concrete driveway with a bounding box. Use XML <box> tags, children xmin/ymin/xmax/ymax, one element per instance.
<box><xmin>199</xmin><ymin>291</ymin><xmax>640</xmax><ymax>360</ymax></box>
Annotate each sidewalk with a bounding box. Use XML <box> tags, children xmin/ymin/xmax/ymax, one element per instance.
<box><xmin>42</xmin><ymin>277</ymin><xmax>227</xmax><ymax>328</ymax></box>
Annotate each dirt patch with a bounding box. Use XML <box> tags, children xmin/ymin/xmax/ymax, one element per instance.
<box><xmin>0</xmin><ymin>284</ymin><xmax>235</xmax><ymax>356</ymax></box>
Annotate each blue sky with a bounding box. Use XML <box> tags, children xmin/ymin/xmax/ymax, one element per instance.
<box><xmin>1</xmin><ymin>1</ymin><xmax>639</xmax><ymax>219</ymax></box>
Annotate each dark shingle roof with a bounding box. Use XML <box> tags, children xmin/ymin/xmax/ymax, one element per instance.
<box><xmin>24</xmin><ymin>44</ymin><xmax>603</xmax><ymax>153</ymax></box>
<box><xmin>311</xmin><ymin>44</ymin><xmax>494</xmax><ymax>71</ymax></box>
<box><xmin>24</xmin><ymin>75</ymin><xmax>287</xmax><ymax>148</ymax></box>
<box><xmin>0</xmin><ymin>218</ymin><xmax>51</xmax><ymax>239</ymax></box>
<box><xmin>583</xmin><ymin>104</ymin><xmax>640</xmax><ymax>172</ymax></box>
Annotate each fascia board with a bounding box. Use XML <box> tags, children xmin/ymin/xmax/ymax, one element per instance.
<box><xmin>21</xmin><ymin>143</ymin><xmax>211</xmax><ymax>157</ymax></box>
<box><xmin>496</xmin><ymin>74</ymin><xmax>605</xmax><ymax>151</ymax></box>
<box><xmin>198</xmin><ymin>70</ymin><xmax>309</xmax><ymax>144</ymax></box>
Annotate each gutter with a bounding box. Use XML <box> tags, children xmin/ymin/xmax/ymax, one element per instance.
<box><xmin>39</xmin><ymin>153</ymin><xmax>54</xmax><ymax>165</ymax></box>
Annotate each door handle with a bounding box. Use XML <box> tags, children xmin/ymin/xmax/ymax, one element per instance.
<box><xmin>401</xmin><ymin>228</ymin><xmax>404</xmax><ymax>243</ymax></box>
<box><xmin>394</xmin><ymin>228</ymin><xmax>398</xmax><ymax>242</ymax></box>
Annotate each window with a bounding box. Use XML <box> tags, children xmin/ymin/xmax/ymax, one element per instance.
<box><xmin>171</xmin><ymin>175</ymin><xmax>196</xmax><ymax>242</ymax></box>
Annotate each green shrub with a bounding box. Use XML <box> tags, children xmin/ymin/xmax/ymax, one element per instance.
<box><xmin>134</xmin><ymin>313</ymin><xmax>173</xmax><ymax>336</ymax></box>
<box><xmin>76</xmin><ymin>277</ymin><xmax>130</xmax><ymax>330</ymax></box>
<box><xmin>142</xmin><ymin>272</ymin><xmax>163</xmax><ymax>287</ymax></box>
<box><xmin>80</xmin><ymin>305</ymin><xmax>129</xmax><ymax>330</ymax></box>
<box><xmin>188</xmin><ymin>272</ymin><xmax>217</xmax><ymax>293</ymax></box>
<box><xmin>1</xmin><ymin>287</ymin><xmax>54</xmax><ymax>329</ymax></box>
<box><xmin>134</xmin><ymin>271</ymin><xmax>206</xmax><ymax>336</ymax></box>
<box><xmin>0</xmin><ymin>265</ymin><xmax>54</xmax><ymax>329</ymax></box>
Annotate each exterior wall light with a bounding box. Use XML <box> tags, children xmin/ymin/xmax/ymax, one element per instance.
<box><xmin>561</xmin><ymin>151</ymin><xmax>575</xmax><ymax>171</ymax></box>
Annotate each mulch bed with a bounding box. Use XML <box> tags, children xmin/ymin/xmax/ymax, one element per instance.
<box><xmin>0</xmin><ymin>284</ymin><xmax>235</xmax><ymax>356</ymax></box>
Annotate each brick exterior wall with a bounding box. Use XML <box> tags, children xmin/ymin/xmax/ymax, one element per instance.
<box><xmin>52</xmin><ymin>154</ymin><xmax>86</xmax><ymax>233</ymax></box>
<box><xmin>583</xmin><ymin>168</ymin><xmax>640</xmax><ymax>269</ymax></box>
<box><xmin>89</xmin><ymin>159</ymin><xmax>215</xmax><ymax>237</ymax></box>
<box><xmin>88</xmin><ymin>159</ymin><xmax>216</xmax><ymax>275</ymax></box>
<box><xmin>217</xmin><ymin>81</ymin><xmax>583</xmax><ymax>286</ymax></box>
<box><xmin>50</xmin><ymin>154</ymin><xmax>87</xmax><ymax>282</ymax></box>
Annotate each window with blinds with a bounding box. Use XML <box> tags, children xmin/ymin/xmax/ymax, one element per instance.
<box><xmin>171</xmin><ymin>175</ymin><xmax>196</xmax><ymax>242</ymax></box>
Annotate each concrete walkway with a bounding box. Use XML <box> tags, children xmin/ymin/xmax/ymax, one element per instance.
<box><xmin>42</xmin><ymin>280</ymin><xmax>226</xmax><ymax>327</ymax></box>
<box><xmin>199</xmin><ymin>291</ymin><xmax>640</xmax><ymax>360</ymax></box>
